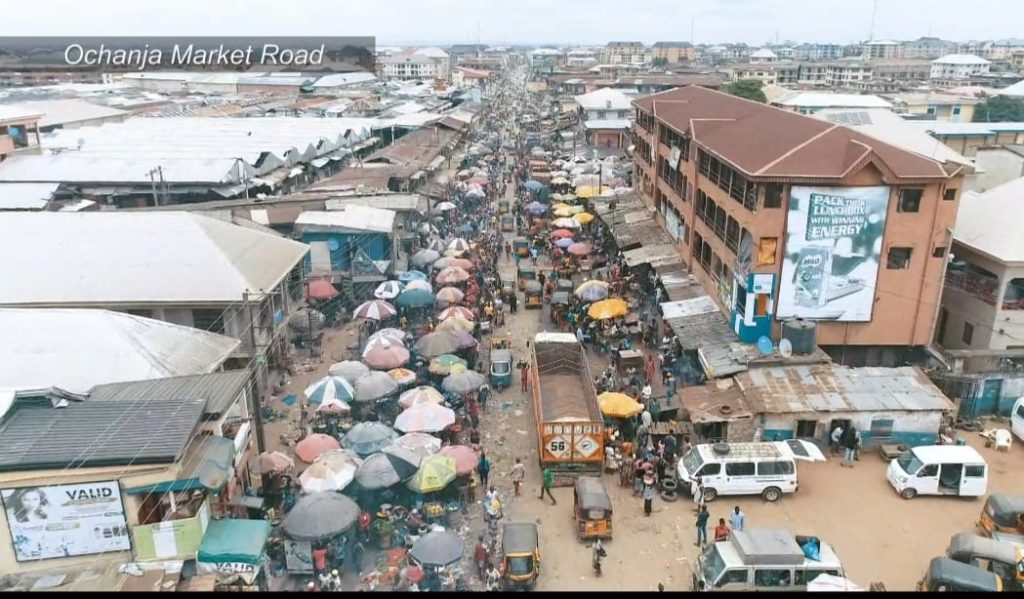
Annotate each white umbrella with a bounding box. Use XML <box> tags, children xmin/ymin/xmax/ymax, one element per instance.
<box><xmin>399</xmin><ymin>385</ymin><xmax>445</xmax><ymax>409</ymax></box>
<box><xmin>447</xmin><ymin>238</ymin><xmax>471</xmax><ymax>253</ymax></box>
<box><xmin>405</xmin><ymin>279</ymin><xmax>433</xmax><ymax>293</ymax></box>
<box><xmin>435</xmin><ymin>201</ymin><xmax>458</xmax><ymax>212</ymax></box>
<box><xmin>374</xmin><ymin>280</ymin><xmax>405</xmax><ymax>300</ymax></box>
<box><xmin>368</xmin><ymin>328</ymin><xmax>407</xmax><ymax>344</ymax></box>
<box><xmin>395</xmin><ymin>403</ymin><xmax>457</xmax><ymax>433</ymax></box>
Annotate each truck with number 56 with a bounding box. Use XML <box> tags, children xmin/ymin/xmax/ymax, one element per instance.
<box><xmin>530</xmin><ymin>332</ymin><xmax>604</xmax><ymax>484</ymax></box>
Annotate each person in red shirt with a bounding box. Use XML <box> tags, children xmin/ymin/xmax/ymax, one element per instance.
<box><xmin>473</xmin><ymin>535</ymin><xmax>489</xmax><ymax>581</ymax></box>
<box><xmin>312</xmin><ymin>546</ymin><xmax>328</xmax><ymax>573</ymax></box>
<box><xmin>714</xmin><ymin>518</ymin><xmax>730</xmax><ymax>542</ymax></box>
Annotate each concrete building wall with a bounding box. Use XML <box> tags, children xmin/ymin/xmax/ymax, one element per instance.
<box><xmin>760</xmin><ymin>410</ymin><xmax>943</xmax><ymax>445</ymax></box>
<box><xmin>939</xmin><ymin>242</ymin><xmax>1024</xmax><ymax>350</ymax></box>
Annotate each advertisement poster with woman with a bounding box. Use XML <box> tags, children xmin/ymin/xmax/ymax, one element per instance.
<box><xmin>2</xmin><ymin>481</ymin><xmax>131</xmax><ymax>561</ymax></box>
<box><xmin>776</xmin><ymin>185</ymin><xmax>890</xmax><ymax>322</ymax></box>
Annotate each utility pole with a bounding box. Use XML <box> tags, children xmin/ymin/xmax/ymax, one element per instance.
<box><xmin>243</xmin><ymin>290</ymin><xmax>267</xmax><ymax>454</ymax></box>
<box><xmin>690</xmin><ymin>18</ymin><xmax>695</xmax><ymax>46</ymax></box>
<box><xmin>146</xmin><ymin>167</ymin><xmax>160</xmax><ymax>207</ymax></box>
<box><xmin>868</xmin><ymin>0</ymin><xmax>879</xmax><ymax>42</ymax></box>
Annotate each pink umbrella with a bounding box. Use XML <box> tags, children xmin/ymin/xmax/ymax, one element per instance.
<box><xmin>295</xmin><ymin>433</ymin><xmax>342</xmax><ymax>464</ymax></box>
<box><xmin>550</xmin><ymin>229</ymin><xmax>574</xmax><ymax>239</ymax></box>
<box><xmin>436</xmin><ymin>287</ymin><xmax>465</xmax><ymax>304</ymax></box>
<box><xmin>305</xmin><ymin>279</ymin><xmax>340</xmax><ymax>300</ymax></box>
<box><xmin>439</xmin><ymin>445</ymin><xmax>480</xmax><ymax>476</ymax></box>
<box><xmin>567</xmin><ymin>242</ymin><xmax>592</xmax><ymax>256</ymax></box>
<box><xmin>448</xmin><ymin>258</ymin><xmax>475</xmax><ymax>271</ymax></box>
<box><xmin>253</xmin><ymin>451</ymin><xmax>295</xmax><ymax>475</ymax></box>
<box><xmin>362</xmin><ymin>338</ymin><xmax>411</xmax><ymax>370</ymax></box>
<box><xmin>435</xmin><ymin>266</ymin><xmax>470</xmax><ymax>285</ymax></box>
<box><xmin>439</xmin><ymin>306</ymin><xmax>475</xmax><ymax>321</ymax></box>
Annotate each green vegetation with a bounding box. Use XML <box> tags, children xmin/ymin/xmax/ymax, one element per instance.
<box><xmin>725</xmin><ymin>79</ymin><xmax>767</xmax><ymax>103</ymax></box>
<box><xmin>973</xmin><ymin>96</ymin><xmax>1024</xmax><ymax>122</ymax></box>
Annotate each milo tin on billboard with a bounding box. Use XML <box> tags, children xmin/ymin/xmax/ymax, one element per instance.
<box><xmin>777</xmin><ymin>186</ymin><xmax>890</xmax><ymax>322</ymax></box>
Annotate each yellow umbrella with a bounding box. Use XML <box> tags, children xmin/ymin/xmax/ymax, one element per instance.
<box><xmin>552</xmin><ymin>217</ymin><xmax>580</xmax><ymax>229</ymax></box>
<box><xmin>551</xmin><ymin>202</ymin><xmax>571</xmax><ymax>211</ymax></box>
<box><xmin>588</xmin><ymin>298</ymin><xmax>629</xmax><ymax>320</ymax></box>
<box><xmin>449</xmin><ymin>362</ymin><xmax>469</xmax><ymax>375</ymax></box>
<box><xmin>436</xmin><ymin>316</ymin><xmax>474</xmax><ymax>333</ymax></box>
<box><xmin>551</xmin><ymin>176</ymin><xmax>569</xmax><ymax>185</ymax></box>
<box><xmin>553</xmin><ymin>207</ymin><xmax>573</xmax><ymax>217</ymax></box>
<box><xmin>567</xmin><ymin>205</ymin><xmax>586</xmax><ymax>214</ymax></box>
<box><xmin>407</xmin><ymin>454</ymin><xmax>458</xmax><ymax>493</ymax></box>
<box><xmin>573</xmin><ymin>212</ymin><xmax>595</xmax><ymax>224</ymax></box>
<box><xmin>387</xmin><ymin>368</ymin><xmax>417</xmax><ymax>385</ymax></box>
<box><xmin>597</xmin><ymin>392</ymin><xmax>644</xmax><ymax>418</ymax></box>
<box><xmin>576</xmin><ymin>185</ymin><xmax>597</xmax><ymax>198</ymax></box>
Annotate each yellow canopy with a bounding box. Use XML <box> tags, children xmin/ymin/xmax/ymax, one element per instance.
<box><xmin>588</xmin><ymin>298</ymin><xmax>629</xmax><ymax>320</ymax></box>
<box><xmin>553</xmin><ymin>207</ymin><xmax>573</xmax><ymax>217</ymax></box>
<box><xmin>407</xmin><ymin>455</ymin><xmax>458</xmax><ymax>493</ymax></box>
<box><xmin>551</xmin><ymin>217</ymin><xmax>580</xmax><ymax>229</ymax></box>
<box><xmin>551</xmin><ymin>202</ymin><xmax>572</xmax><ymax>211</ymax></box>
<box><xmin>576</xmin><ymin>186</ymin><xmax>612</xmax><ymax>199</ymax></box>
<box><xmin>597</xmin><ymin>392</ymin><xmax>644</xmax><ymax>418</ymax></box>
<box><xmin>573</xmin><ymin>212</ymin><xmax>595</xmax><ymax>224</ymax></box>
<box><xmin>567</xmin><ymin>205</ymin><xmax>586</xmax><ymax>214</ymax></box>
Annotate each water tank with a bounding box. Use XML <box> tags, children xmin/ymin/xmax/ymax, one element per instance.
<box><xmin>782</xmin><ymin>319</ymin><xmax>816</xmax><ymax>356</ymax></box>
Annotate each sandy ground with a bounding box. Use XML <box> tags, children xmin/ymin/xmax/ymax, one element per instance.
<box><xmin>260</xmin><ymin>161</ymin><xmax>1024</xmax><ymax>593</ymax></box>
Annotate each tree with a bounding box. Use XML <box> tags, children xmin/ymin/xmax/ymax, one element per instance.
<box><xmin>725</xmin><ymin>79</ymin><xmax>767</xmax><ymax>103</ymax></box>
<box><xmin>973</xmin><ymin>96</ymin><xmax>1024</xmax><ymax>122</ymax></box>
<box><xmin>651</xmin><ymin>57</ymin><xmax>668</xmax><ymax>67</ymax></box>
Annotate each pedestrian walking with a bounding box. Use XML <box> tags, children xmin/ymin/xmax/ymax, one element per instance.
<box><xmin>841</xmin><ymin>425</ymin><xmax>858</xmax><ymax>467</ymax></box>
<box><xmin>696</xmin><ymin>505</ymin><xmax>710</xmax><ymax>546</ymax></box>
<box><xmin>539</xmin><ymin>467</ymin><xmax>557</xmax><ymax>504</ymax></box>
<box><xmin>468</xmin><ymin>397</ymin><xmax>480</xmax><ymax>429</ymax></box>
<box><xmin>477</xmin><ymin>385</ymin><xmax>491</xmax><ymax>413</ymax></box>
<box><xmin>478</xmin><ymin>452</ymin><xmax>491</xmax><ymax>488</ymax></box>
<box><xmin>509</xmin><ymin>291</ymin><xmax>518</xmax><ymax>313</ymax></box>
<box><xmin>474</xmin><ymin>535</ymin><xmax>489</xmax><ymax>581</ymax></box>
<box><xmin>510</xmin><ymin>457</ymin><xmax>525</xmax><ymax>496</ymax></box>
<box><xmin>829</xmin><ymin>423</ymin><xmax>844</xmax><ymax>456</ymax></box>
<box><xmin>729</xmin><ymin>506</ymin><xmax>745</xmax><ymax>532</ymax></box>
<box><xmin>519</xmin><ymin>360</ymin><xmax>530</xmax><ymax>393</ymax></box>
<box><xmin>643</xmin><ymin>475</ymin><xmax>655</xmax><ymax>516</ymax></box>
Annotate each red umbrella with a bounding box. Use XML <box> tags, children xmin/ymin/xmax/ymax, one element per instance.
<box><xmin>550</xmin><ymin>229</ymin><xmax>574</xmax><ymax>239</ymax></box>
<box><xmin>305</xmin><ymin>279</ymin><xmax>339</xmax><ymax>300</ymax></box>
<box><xmin>567</xmin><ymin>242</ymin><xmax>593</xmax><ymax>256</ymax></box>
<box><xmin>295</xmin><ymin>433</ymin><xmax>341</xmax><ymax>464</ymax></box>
<box><xmin>439</xmin><ymin>444</ymin><xmax>480</xmax><ymax>476</ymax></box>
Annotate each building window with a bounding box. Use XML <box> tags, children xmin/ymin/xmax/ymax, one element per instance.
<box><xmin>193</xmin><ymin>309</ymin><xmax>227</xmax><ymax>334</ymax></box>
<box><xmin>962</xmin><ymin>322</ymin><xmax>974</xmax><ymax>345</ymax></box>
<box><xmin>1003</xmin><ymin>278</ymin><xmax>1024</xmax><ymax>310</ymax></box>
<box><xmin>898</xmin><ymin>188</ymin><xmax>923</xmax><ymax>212</ymax></box>
<box><xmin>943</xmin><ymin>188</ymin><xmax>958</xmax><ymax>201</ymax></box>
<box><xmin>764</xmin><ymin>183</ymin><xmax>783</xmax><ymax>208</ymax></box>
<box><xmin>887</xmin><ymin>247</ymin><xmax>912</xmax><ymax>269</ymax></box>
<box><xmin>758</xmin><ymin>237</ymin><xmax>778</xmax><ymax>265</ymax></box>
<box><xmin>952</xmin><ymin>106</ymin><xmax>961</xmax><ymax>116</ymax></box>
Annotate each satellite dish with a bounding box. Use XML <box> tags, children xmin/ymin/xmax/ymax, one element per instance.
<box><xmin>779</xmin><ymin>338</ymin><xmax>794</xmax><ymax>358</ymax></box>
<box><xmin>327</xmin><ymin>238</ymin><xmax>341</xmax><ymax>251</ymax></box>
<box><xmin>756</xmin><ymin>336</ymin><xmax>773</xmax><ymax>356</ymax></box>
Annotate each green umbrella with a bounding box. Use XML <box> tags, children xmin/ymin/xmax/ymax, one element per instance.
<box><xmin>428</xmin><ymin>354</ymin><xmax>467</xmax><ymax>375</ymax></box>
<box><xmin>407</xmin><ymin>454</ymin><xmax>458</xmax><ymax>493</ymax></box>
<box><xmin>396</xmin><ymin>288</ymin><xmax>436</xmax><ymax>308</ymax></box>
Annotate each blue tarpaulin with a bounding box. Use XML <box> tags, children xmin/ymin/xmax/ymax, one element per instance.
<box><xmin>198</xmin><ymin>519</ymin><xmax>272</xmax><ymax>565</ymax></box>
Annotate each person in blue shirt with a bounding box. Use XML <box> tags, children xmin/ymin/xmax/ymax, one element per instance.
<box><xmin>729</xmin><ymin>506</ymin><xmax>745</xmax><ymax>532</ymax></box>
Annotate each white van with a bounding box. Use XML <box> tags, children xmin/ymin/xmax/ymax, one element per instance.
<box><xmin>886</xmin><ymin>445</ymin><xmax>988</xmax><ymax>499</ymax></box>
<box><xmin>1011</xmin><ymin>398</ymin><xmax>1024</xmax><ymax>444</ymax></box>
<box><xmin>692</xmin><ymin>529</ymin><xmax>844</xmax><ymax>591</ymax></box>
<box><xmin>677</xmin><ymin>440</ymin><xmax>827</xmax><ymax>503</ymax></box>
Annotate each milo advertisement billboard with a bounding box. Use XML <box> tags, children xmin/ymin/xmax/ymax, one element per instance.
<box><xmin>777</xmin><ymin>186</ymin><xmax>889</xmax><ymax>322</ymax></box>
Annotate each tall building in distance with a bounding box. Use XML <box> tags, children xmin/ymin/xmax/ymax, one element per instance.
<box><xmin>602</xmin><ymin>41</ymin><xmax>648</xmax><ymax>66</ymax></box>
<box><xmin>651</xmin><ymin>42</ymin><xmax>695</xmax><ymax>65</ymax></box>
<box><xmin>631</xmin><ymin>86</ymin><xmax>966</xmax><ymax>358</ymax></box>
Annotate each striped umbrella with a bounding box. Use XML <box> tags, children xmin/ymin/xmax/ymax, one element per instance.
<box><xmin>374</xmin><ymin>280</ymin><xmax>405</xmax><ymax>300</ymax></box>
<box><xmin>353</xmin><ymin>300</ymin><xmax>397</xmax><ymax>321</ymax></box>
<box><xmin>439</xmin><ymin>306</ymin><xmax>474</xmax><ymax>320</ymax></box>
<box><xmin>390</xmin><ymin>433</ymin><xmax>442</xmax><ymax>458</ymax></box>
<box><xmin>399</xmin><ymin>386</ymin><xmax>445</xmax><ymax>409</ymax></box>
<box><xmin>405</xmin><ymin>279</ymin><xmax>433</xmax><ymax>293</ymax></box>
<box><xmin>425</xmin><ymin>239</ymin><xmax>446</xmax><ymax>253</ymax></box>
<box><xmin>361</xmin><ymin>338</ymin><xmax>410</xmax><ymax>370</ymax></box>
<box><xmin>446</xmin><ymin>238</ymin><xmax>471</xmax><ymax>253</ymax></box>
<box><xmin>435</xmin><ymin>266</ymin><xmax>470</xmax><ymax>285</ymax></box>
<box><xmin>299</xmin><ymin>450</ymin><xmax>361</xmax><ymax>493</ymax></box>
<box><xmin>304</xmin><ymin>375</ymin><xmax>356</xmax><ymax>405</ymax></box>
<box><xmin>367</xmin><ymin>328</ymin><xmax>407</xmax><ymax>344</ymax></box>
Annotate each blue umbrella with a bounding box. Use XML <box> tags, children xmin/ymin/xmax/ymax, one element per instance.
<box><xmin>396</xmin><ymin>288</ymin><xmax>436</xmax><ymax>308</ymax></box>
<box><xmin>554</xmin><ymin>237</ymin><xmax>575</xmax><ymax>248</ymax></box>
<box><xmin>304</xmin><ymin>375</ymin><xmax>356</xmax><ymax>405</ymax></box>
<box><xmin>343</xmin><ymin>422</ymin><xmax>400</xmax><ymax>457</ymax></box>
<box><xmin>398</xmin><ymin>270</ymin><xmax>428</xmax><ymax>283</ymax></box>
<box><xmin>524</xmin><ymin>180</ymin><xmax>544</xmax><ymax>191</ymax></box>
<box><xmin>525</xmin><ymin>201</ymin><xmax>547</xmax><ymax>215</ymax></box>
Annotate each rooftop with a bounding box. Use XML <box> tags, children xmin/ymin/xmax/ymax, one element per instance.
<box><xmin>87</xmin><ymin>370</ymin><xmax>251</xmax><ymax>419</ymax></box>
<box><xmin>815</xmin><ymin>109</ymin><xmax>974</xmax><ymax>169</ymax></box>
<box><xmin>955</xmin><ymin>177</ymin><xmax>1024</xmax><ymax>263</ymax></box>
<box><xmin>294</xmin><ymin>206</ymin><xmax>397</xmax><ymax>234</ymax></box>
<box><xmin>0</xmin><ymin>395</ymin><xmax>206</xmax><ymax>472</ymax></box>
<box><xmin>773</xmin><ymin>92</ymin><xmax>892</xmax><ymax>109</ymax></box>
<box><xmin>3</xmin><ymin>98</ymin><xmax>128</xmax><ymax>128</ymax></box>
<box><xmin>933</xmin><ymin>54</ymin><xmax>991</xmax><ymax>65</ymax></box>
<box><xmin>0</xmin><ymin>182</ymin><xmax>59</xmax><ymax>210</ymax></box>
<box><xmin>0</xmin><ymin>212</ymin><xmax>309</xmax><ymax>306</ymax></box>
<box><xmin>574</xmin><ymin>87</ymin><xmax>633</xmax><ymax>111</ymax></box>
<box><xmin>0</xmin><ymin>105</ymin><xmax>42</xmax><ymax>123</ymax></box>
<box><xmin>634</xmin><ymin>86</ymin><xmax>957</xmax><ymax>181</ymax></box>
<box><xmin>0</xmin><ymin>308</ymin><xmax>240</xmax><ymax>395</ymax></box>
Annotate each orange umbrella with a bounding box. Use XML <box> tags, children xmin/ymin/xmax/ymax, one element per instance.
<box><xmin>550</xmin><ymin>229</ymin><xmax>574</xmax><ymax>239</ymax></box>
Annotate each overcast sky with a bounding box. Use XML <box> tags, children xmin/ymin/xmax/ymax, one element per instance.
<box><xmin>4</xmin><ymin>0</ymin><xmax>1020</xmax><ymax>46</ymax></box>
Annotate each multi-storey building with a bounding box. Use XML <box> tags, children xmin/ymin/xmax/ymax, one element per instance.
<box><xmin>631</xmin><ymin>86</ymin><xmax>966</xmax><ymax>357</ymax></box>
<box><xmin>862</xmin><ymin>40</ymin><xmax>903</xmax><ymax>60</ymax></box>
<box><xmin>930</xmin><ymin>54</ymin><xmax>991</xmax><ymax>80</ymax></box>
<box><xmin>378</xmin><ymin>48</ymin><xmax>452</xmax><ymax>81</ymax></box>
<box><xmin>792</xmin><ymin>43</ymin><xmax>843</xmax><ymax>61</ymax></box>
<box><xmin>566</xmin><ymin>49</ymin><xmax>599</xmax><ymax>68</ymax></box>
<box><xmin>901</xmin><ymin>37</ymin><xmax>958</xmax><ymax>60</ymax></box>
<box><xmin>651</xmin><ymin>42</ymin><xmax>696</xmax><ymax>65</ymax></box>
<box><xmin>602</xmin><ymin>42</ymin><xmax>648</xmax><ymax>66</ymax></box>
<box><xmin>731</xmin><ymin>62</ymin><xmax>801</xmax><ymax>85</ymax></box>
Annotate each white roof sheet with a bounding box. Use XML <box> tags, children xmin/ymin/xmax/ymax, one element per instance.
<box><xmin>583</xmin><ymin>119</ymin><xmax>631</xmax><ymax>130</ymax></box>
<box><xmin>0</xmin><ymin>212</ymin><xmax>309</xmax><ymax>305</ymax></box>
<box><xmin>955</xmin><ymin>177</ymin><xmax>1024</xmax><ymax>263</ymax></box>
<box><xmin>3</xmin><ymin>99</ymin><xmax>128</xmax><ymax>128</ymax></box>
<box><xmin>0</xmin><ymin>154</ymin><xmax>239</xmax><ymax>184</ymax></box>
<box><xmin>908</xmin><ymin>120</ymin><xmax>1024</xmax><ymax>136</ymax></box>
<box><xmin>777</xmin><ymin>93</ymin><xmax>891</xmax><ymax>108</ymax></box>
<box><xmin>294</xmin><ymin>206</ymin><xmax>396</xmax><ymax>233</ymax></box>
<box><xmin>998</xmin><ymin>79</ymin><xmax>1024</xmax><ymax>97</ymax></box>
<box><xmin>311</xmin><ymin>72</ymin><xmax>378</xmax><ymax>88</ymax></box>
<box><xmin>574</xmin><ymin>88</ymin><xmax>633</xmax><ymax>111</ymax></box>
<box><xmin>0</xmin><ymin>105</ymin><xmax>43</xmax><ymax>122</ymax></box>
<box><xmin>816</xmin><ymin>109</ymin><xmax>974</xmax><ymax>169</ymax></box>
<box><xmin>0</xmin><ymin>308</ymin><xmax>239</xmax><ymax>395</ymax></box>
<box><xmin>414</xmin><ymin>47</ymin><xmax>450</xmax><ymax>58</ymax></box>
<box><xmin>0</xmin><ymin>182</ymin><xmax>59</xmax><ymax>210</ymax></box>
<box><xmin>933</xmin><ymin>54</ymin><xmax>990</xmax><ymax>65</ymax></box>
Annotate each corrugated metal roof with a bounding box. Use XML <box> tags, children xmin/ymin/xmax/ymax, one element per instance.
<box><xmin>325</xmin><ymin>194</ymin><xmax>427</xmax><ymax>214</ymax></box>
<box><xmin>737</xmin><ymin>364</ymin><xmax>954</xmax><ymax>414</ymax></box>
<box><xmin>294</xmin><ymin>207</ymin><xmax>396</xmax><ymax>234</ymax></box>
<box><xmin>88</xmin><ymin>371</ymin><xmax>249</xmax><ymax>418</ymax></box>
<box><xmin>0</xmin><ymin>212</ymin><xmax>309</xmax><ymax>305</ymax></box>
<box><xmin>0</xmin><ymin>308</ymin><xmax>240</xmax><ymax>395</ymax></box>
<box><xmin>0</xmin><ymin>396</ymin><xmax>205</xmax><ymax>471</ymax></box>
<box><xmin>661</xmin><ymin>295</ymin><xmax>751</xmax><ymax>379</ymax></box>
<box><xmin>955</xmin><ymin>177</ymin><xmax>1024</xmax><ymax>263</ymax></box>
<box><xmin>3</xmin><ymin>99</ymin><xmax>128</xmax><ymax>128</ymax></box>
<box><xmin>0</xmin><ymin>105</ymin><xmax>43</xmax><ymax>122</ymax></box>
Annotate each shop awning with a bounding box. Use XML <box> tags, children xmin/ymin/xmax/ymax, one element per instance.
<box><xmin>310</xmin><ymin>158</ymin><xmax>330</xmax><ymax>168</ymax></box>
<box><xmin>198</xmin><ymin>519</ymin><xmax>272</xmax><ymax>566</ymax></box>
<box><xmin>126</xmin><ymin>478</ymin><xmax>205</xmax><ymax>495</ymax></box>
<box><xmin>127</xmin><ymin>435</ymin><xmax>236</xmax><ymax>495</ymax></box>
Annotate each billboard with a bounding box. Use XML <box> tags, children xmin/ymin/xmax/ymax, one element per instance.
<box><xmin>777</xmin><ymin>186</ymin><xmax>890</xmax><ymax>322</ymax></box>
<box><xmin>2</xmin><ymin>481</ymin><xmax>131</xmax><ymax>561</ymax></box>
